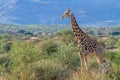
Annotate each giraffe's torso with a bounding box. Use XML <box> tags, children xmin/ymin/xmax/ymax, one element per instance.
<box><xmin>70</xmin><ymin>14</ymin><xmax>103</xmax><ymax>54</ymax></box>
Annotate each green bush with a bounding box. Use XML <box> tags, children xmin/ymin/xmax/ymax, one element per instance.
<box><xmin>57</xmin><ymin>43</ymin><xmax>80</xmax><ymax>70</ymax></box>
<box><xmin>2</xmin><ymin>42</ymin><xmax>12</xmax><ymax>52</ymax></box>
<box><xmin>39</xmin><ymin>39</ymin><xmax>58</xmax><ymax>56</ymax></box>
<box><xmin>116</xmin><ymin>39</ymin><xmax>120</xmax><ymax>48</ymax></box>
<box><xmin>104</xmin><ymin>51</ymin><xmax>120</xmax><ymax>80</ymax></box>
<box><xmin>32</xmin><ymin>59</ymin><xmax>67</xmax><ymax>80</ymax></box>
<box><xmin>105</xmin><ymin>36</ymin><xmax>118</xmax><ymax>47</ymax></box>
<box><xmin>55</xmin><ymin>30</ymin><xmax>74</xmax><ymax>45</ymax></box>
<box><xmin>7</xmin><ymin>41</ymin><xmax>42</xmax><ymax>80</ymax></box>
<box><xmin>0</xmin><ymin>54</ymin><xmax>8</xmax><ymax>74</ymax></box>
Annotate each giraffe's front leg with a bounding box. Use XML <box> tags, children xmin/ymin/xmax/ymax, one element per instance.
<box><xmin>79</xmin><ymin>52</ymin><xmax>88</xmax><ymax>70</ymax></box>
<box><xmin>84</xmin><ymin>56</ymin><xmax>88</xmax><ymax>70</ymax></box>
<box><xmin>79</xmin><ymin>52</ymin><xmax>82</xmax><ymax>68</ymax></box>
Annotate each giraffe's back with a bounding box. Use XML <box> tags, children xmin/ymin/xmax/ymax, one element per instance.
<box><xmin>81</xmin><ymin>38</ymin><xmax>104</xmax><ymax>55</ymax></box>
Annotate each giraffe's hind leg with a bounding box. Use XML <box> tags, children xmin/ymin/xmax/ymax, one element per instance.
<box><xmin>95</xmin><ymin>46</ymin><xmax>104</xmax><ymax>64</ymax></box>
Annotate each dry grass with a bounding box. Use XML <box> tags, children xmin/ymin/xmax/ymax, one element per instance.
<box><xmin>0</xmin><ymin>75</ymin><xmax>7</xmax><ymax>80</ymax></box>
<box><xmin>67</xmin><ymin>69</ymin><xmax>107</xmax><ymax>80</ymax></box>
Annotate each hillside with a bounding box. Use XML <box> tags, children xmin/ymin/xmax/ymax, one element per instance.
<box><xmin>0</xmin><ymin>23</ymin><xmax>120</xmax><ymax>36</ymax></box>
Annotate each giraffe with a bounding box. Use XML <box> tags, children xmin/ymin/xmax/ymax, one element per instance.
<box><xmin>61</xmin><ymin>8</ymin><xmax>110</xmax><ymax>72</ymax></box>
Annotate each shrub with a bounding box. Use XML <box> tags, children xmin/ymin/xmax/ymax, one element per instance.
<box><xmin>55</xmin><ymin>30</ymin><xmax>74</xmax><ymax>45</ymax></box>
<box><xmin>2</xmin><ymin>42</ymin><xmax>12</xmax><ymax>52</ymax></box>
<box><xmin>32</xmin><ymin>59</ymin><xmax>67</xmax><ymax>80</ymax></box>
<box><xmin>57</xmin><ymin>43</ymin><xmax>80</xmax><ymax>70</ymax></box>
<box><xmin>7</xmin><ymin>41</ymin><xmax>42</xmax><ymax>80</ymax></box>
<box><xmin>105</xmin><ymin>36</ymin><xmax>118</xmax><ymax>47</ymax></box>
<box><xmin>39</xmin><ymin>39</ymin><xmax>58</xmax><ymax>56</ymax></box>
<box><xmin>104</xmin><ymin>51</ymin><xmax>120</xmax><ymax>80</ymax></box>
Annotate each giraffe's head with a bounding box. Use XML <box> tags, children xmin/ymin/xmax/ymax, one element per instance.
<box><xmin>61</xmin><ymin>8</ymin><xmax>72</xmax><ymax>19</ymax></box>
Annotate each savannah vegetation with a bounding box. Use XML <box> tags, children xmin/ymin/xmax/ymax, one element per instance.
<box><xmin>0</xmin><ymin>23</ymin><xmax>120</xmax><ymax>80</ymax></box>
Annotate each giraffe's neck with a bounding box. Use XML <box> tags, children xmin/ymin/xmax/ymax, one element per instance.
<box><xmin>70</xmin><ymin>13</ymin><xmax>83</xmax><ymax>32</ymax></box>
<box><xmin>70</xmin><ymin>13</ymin><xmax>90</xmax><ymax>45</ymax></box>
